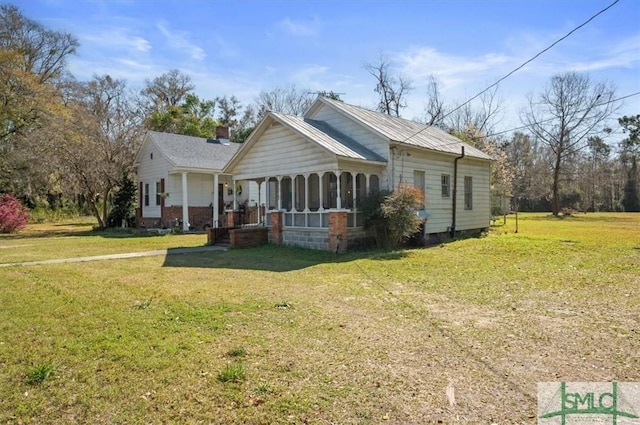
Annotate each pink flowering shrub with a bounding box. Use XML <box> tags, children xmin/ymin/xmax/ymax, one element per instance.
<box><xmin>0</xmin><ymin>194</ymin><xmax>29</xmax><ymax>233</ymax></box>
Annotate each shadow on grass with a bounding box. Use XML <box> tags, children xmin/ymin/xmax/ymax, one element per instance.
<box><xmin>162</xmin><ymin>244</ymin><xmax>410</xmax><ymax>272</ymax></box>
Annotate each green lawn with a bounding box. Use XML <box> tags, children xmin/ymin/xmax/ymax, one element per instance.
<box><xmin>0</xmin><ymin>213</ymin><xmax>638</xmax><ymax>424</ymax></box>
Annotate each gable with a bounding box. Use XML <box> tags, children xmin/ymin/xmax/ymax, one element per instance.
<box><xmin>229</xmin><ymin>119</ymin><xmax>339</xmax><ymax>180</ymax></box>
<box><xmin>305</xmin><ymin>101</ymin><xmax>390</xmax><ymax>160</ymax></box>
<box><xmin>307</xmin><ymin>97</ymin><xmax>493</xmax><ymax>161</ymax></box>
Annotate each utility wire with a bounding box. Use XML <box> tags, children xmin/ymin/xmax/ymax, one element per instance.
<box><xmin>485</xmin><ymin>90</ymin><xmax>640</xmax><ymax>138</ymax></box>
<box><xmin>401</xmin><ymin>0</ymin><xmax>621</xmax><ymax>144</ymax></box>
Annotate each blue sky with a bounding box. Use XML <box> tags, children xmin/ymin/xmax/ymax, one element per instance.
<box><xmin>17</xmin><ymin>0</ymin><xmax>640</xmax><ymax>138</ymax></box>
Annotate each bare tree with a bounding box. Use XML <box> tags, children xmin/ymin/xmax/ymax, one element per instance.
<box><xmin>0</xmin><ymin>4</ymin><xmax>78</xmax><ymax>84</ymax></box>
<box><xmin>364</xmin><ymin>54</ymin><xmax>412</xmax><ymax>117</ymax></box>
<box><xmin>446</xmin><ymin>85</ymin><xmax>503</xmax><ymax>135</ymax></box>
<box><xmin>254</xmin><ymin>85</ymin><xmax>316</xmax><ymax>120</ymax></box>
<box><xmin>52</xmin><ymin>75</ymin><xmax>144</xmax><ymax>227</ymax></box>
<box><xmin>423</xmin><ymin>75</ymin><xmax>446</xmax><ymax>127</ymax></box>
<box><xmin>141</xmin><ymin>69</ymin><xmax>194</xmax><ymax>113</ymax></box>
<box><xmin>521</xmin><ymin>72</ymin><xmax>617</xmax><ymax>216</ymax></box>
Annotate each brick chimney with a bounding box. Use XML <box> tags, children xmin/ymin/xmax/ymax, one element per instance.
<box><xmin>215</xmin><ymin>126</ymin><xmax>230</xmax><ymax>140</ymax></box>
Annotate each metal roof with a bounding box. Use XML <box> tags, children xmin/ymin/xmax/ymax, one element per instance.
<box><xmin>314</xmin><ymin>97</ymin><xmax>493</xmax><ymax>160</ymax></box>
<box><xmin>270</xmin><ymin>113</ymin><xmax>386</xmax><ymax>162</ymax></box>
<box><xmin>147</xmin><ymin>131</ymin><xmax>241</xmax><ymax>171</ymax></box>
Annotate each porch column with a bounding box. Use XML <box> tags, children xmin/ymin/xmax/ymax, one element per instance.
<box><xmin>365</xmin><ymin>173</ymin><xmax>370</xmax><ymax>194</ymax></box>
<box><xmin>257</xmin><ymin>180</ymin><xmax>263</xmax><ymax>224</ymax></box>
<box><xmin>213</xmin><ymin>173</ymin><xmax>219</xmax><ymax>228</ymax></box>
<box><xmin>335</xmin><ymin>170</ymin><xmax>342</xmax><ymax>210</ymax></box>
<box><xmin>291</xmin><ymin>175</ymin><xmax>297</xmax><ymax>212</ymax></box>
<box><xmin>319</xmin><ymin>172</ymin><xmax>324</xmax><ymax>211</ymax></box>
<box><xmin>233</xmin><ymin>179</ymin><xmax>237</xmax><ymax>210</ymax></box>
<box><xmin>181</xmin><ymin>171</ymin><xmax>189</xmax><ymax>231</ymax></box>
<box><xmin>304</xmin><ymin>174</ymin><xmax>310</xmax><ymax>212</ymax></box>
<box><xmin>351</xmin><ymin>171</ymin><xmax>357</xmax><ymax>210</ymax></box>
<box><xmin>276</xmin><ymin>176</ymin><xmax>282</xmax><ymax>210</ymax></box>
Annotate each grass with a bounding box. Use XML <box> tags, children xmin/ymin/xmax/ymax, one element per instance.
<box><xmin>0</xmin><ymin>217</ymin><xmax>208</xmax><ymax>264</ymax></box>
<box><xmin>25</xmin><ymin>362</ymin><xmax>56</xmax><ymax>385</ymax></box>
<box><xmin>0</xmin><ymin>212</ymin><xmax>638</xmax><ymax>423</ymax></box>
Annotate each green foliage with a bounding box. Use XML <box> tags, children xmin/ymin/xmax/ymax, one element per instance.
<box><xmin>147</xmin><ymin>94</ymin><xmax>218</xmax><ymax>138</ymax></box>
<box><xmin>107</xmin><ymin>174</ymin><xmax>137</xmax><ymax>228</ymax></box>
<box><xmin>226</xmin><ymin>346</ymin><xmax>247</xmax><ymax>358</ymax></box>
<box><xmin>0</xmin><ymin>194</ymin><xmax>29</xmax><ymax>233</ymax></box>
<box><xmin>361</xmin><ymin>185</ymin><xmax>424</xmax><ymax>248</ymax></box>
<box><xmin>25</xmin><ymin>362</ymin><xmax>56</xmax><ymax>385</ymax></box>
<box><xmin>217</xmin><ymin>363</ymin><xmax>246</xmax><ymax>383</ymax></box>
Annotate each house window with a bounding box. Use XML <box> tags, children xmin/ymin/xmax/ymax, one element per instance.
<box><xmin>441</xmin><ymin>174</ymin><xmax>450</xmax><ymax>198</ymax></box>
<box><xmin>155</xmin><ymin>182</ymin><xmax>161</xmax><ymax>206</ymax></box>
<box><xmin>464</xmin><ymin>176</ymin><xmax>473</xmax><ymax>210</ymax></box>
<box><xmin>150</xmin><ymin>152</ymin><xmax>153</xmax><ymax>160</ymax></box>
<box><xmin>144</xmin><ymin>183</ymin><xmax>150</xmax><ymax>207</ymax></box>
<box><xmin>413</xmin><ymin>170</ymin><xmax>425</xmax><ymax>210</ymax></box>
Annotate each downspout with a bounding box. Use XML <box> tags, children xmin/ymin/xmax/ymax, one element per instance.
<box><xmin>451</xmin><ymin>146</ymin><xmax>465</xmax><ymax>238</ymax></box>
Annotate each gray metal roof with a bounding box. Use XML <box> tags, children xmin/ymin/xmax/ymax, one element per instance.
<box><xmin>270</xmin><ymin>113</ymin><xmax>386</xmax><ymax>162</ymax></box>
<box><xmin>147</xmin><ymin>131</ymin><xmax>241</xmax><ymax>171</ymax></box>
<box><xmin>315</xmin><ymin>97</ymin><xmax>493</xmax><ymax>160</ymax></box>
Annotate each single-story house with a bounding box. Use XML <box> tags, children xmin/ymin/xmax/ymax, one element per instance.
<box><xmin>223</xmin><ymin>96</ymin><xmax>493</xmax><ymax>251</ymax></box>
<box><xmin>134</xmin><ymin>129</ymin><xmax>261</xmax><ymax>231</ymax></box>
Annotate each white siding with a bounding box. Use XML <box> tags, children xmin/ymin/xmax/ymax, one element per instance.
<box><xmin>307</xmin><ymin>105</ymin><xmax>389</xmax><ymax>160</ymax></box>
<box><xmin>233</xmin><ymin>124</ymin><xmax>338</xmax><ymax>180</ymax></box>
<box><xmin>137</xmin><ymin>140</ymin><xmax>172</xmax><ymax>218</ymax></box>
<box><xmin>391</xmin><ymin>148</ymin><xmax>490</xmax><ymax>234</ymax></box>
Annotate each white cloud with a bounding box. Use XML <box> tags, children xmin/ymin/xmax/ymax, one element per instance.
<box><xmin>157</xmin><ymin>21</ymin><xmax>206</xmax><ymax>61</ymax></box>
<box><xmin>277</xmin><ymin>17</ymin><xmax>320</xmax><ymax>37</ymax></box>
<box><xmin>397</xmin><ymin>47</ymin><xmax>512</xmax><ymax>91</ymax></box>
<box><xmin>82</xmin><ymin>28</ymin><xmax>151</xmax><ymax>53</ymax></box>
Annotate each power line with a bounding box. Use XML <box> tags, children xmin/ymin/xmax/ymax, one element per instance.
<box><xmin>485</xmin><ymin>91</ymin><xmax>640</xmax><ymax>138</ymax></box>
<box><xmin>401</xmin><ymin>0</ymin><xmax>621</xmax><ymax>144</ymax></box>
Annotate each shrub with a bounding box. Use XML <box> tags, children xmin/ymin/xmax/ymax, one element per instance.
<box><xmin>26</xmin><ymin>362</ymin><xmax>56</xmax><ymax>385</ymax></box>
<box><xmin>0</xmin><ymin>194</ymin><xmax>29</xmax><ymax>233</ymax></box>
<box><xmin>361</xmin><ymin>185</ymin><xmax>424</xmax><ymax>248</ymax></box>
<box><xmin>107</xmin><ymin>174</ymin><xmax>137</xmax><ymax>228</ymax></box>
<box><xmin>217</xmin><ymin>362</ymin><xmax>246</xmax><ymax>383</ymax></box>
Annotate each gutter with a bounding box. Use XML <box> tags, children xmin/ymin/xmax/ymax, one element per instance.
<box><xmin>450</xmin><ymin>146</ymin><xmax>465</xmax><ymax>238</ymax></box>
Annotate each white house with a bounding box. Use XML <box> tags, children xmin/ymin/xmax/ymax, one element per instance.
<box><xmin>134</xmin><ymin>130</ymin><xmax>260</xmax><ymax>231</ymax></box>
<box><xmin>224</xmin><ymin>96</ymin><xmax>493</xmax><ymax>251</ymax></box>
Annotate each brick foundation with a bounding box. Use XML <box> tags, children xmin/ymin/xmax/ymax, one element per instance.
<box><xmin>328</xmin><ymin>210</ymin><xmax>348</xmax><ymax>253</ymax></box>
<box><xmin>268</xmin><ymin>211</ymin><xmax>283</xmax><ymax>245</ymax></box>
<box><xmin>230</xmin><ymin>227</ymin><xmax>268</xmax><ymax>248</ymax></box>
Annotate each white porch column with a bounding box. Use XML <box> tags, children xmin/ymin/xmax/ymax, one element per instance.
<box><xmin>276</xmin><ymin>176</ymin><xmax>282</xmax><ymax>210</ymax></box>
<box><xmin>365</xmin><ymin>173</ymin><xmax>370</xmax><ymax>195</ymax></box>
<box><xmin>319</xmin><ymin>172</ymin><xmax>324</xmax><ymax>211</ymax></box>
<box><xmin>304</xmin><ymin>174</ymin><xmax>310</xmax><ymax>212</ymax></box>
<box><xmin>233</xmin><ymin>179</ymin><xmax>237</xmax><ymax>210</ymax></box>
<box><xmin>351</xmin><ymin>171</ymin><xmax>357</xmax><ymax>210</ymax></box>
<box><xmin>291</xmin><ymin>175</ymin><xmax>297</xmax><ymax>212</ymax></box>
<box><xmin>257</xmin><ymin>180</ymin><xmax>263</xmax><ymax>224</ymax></box>
<box><xmin>213</xmin><ymin>173</ymin><xmax>219</xmax><ymax>228</ymax></box>
<box><xmin>181</xmin><ymin>171</ymin><xmax>189</xmax><ymax>231</ymax></box>
<box><xmin>335</xmin><ymin>170</ymin><xmax>342</xmax><ymax>210</ymax></box>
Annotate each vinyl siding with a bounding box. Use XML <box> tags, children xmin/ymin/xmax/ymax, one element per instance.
<box><xmin>232</xmin><ymin>124</ymin><xmax>338</xmax><ymax>180</ymax></box>
<box><xmin>137</xmin><ymin>140</ymin><xmax>172</xmax><ymax>218</ymax></box>
<box><xmin>392</xmin><ymin>148</ymin><xmax>490</xmax><ymax>233</ymax></box>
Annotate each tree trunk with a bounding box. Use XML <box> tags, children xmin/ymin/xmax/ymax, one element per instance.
<box><xmin>551</xmin><ymin>152</ymin><xmax>562</xmax><ymax>216</ymax></box>
<box><xmin>89</xmin><ymin>197</ymin><xmax>104</xmax><ymax>228</ymax></box>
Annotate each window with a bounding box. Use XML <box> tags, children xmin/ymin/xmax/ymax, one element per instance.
<box><xmin>413</xmin><ymin>170</ymin><xmax>425</xmax><ymax>210</ymax></box>
<box><xmin>155</xmin><ymin>182</ymin><xmax>162</xmax><ymax>206</ymax></box>
<box><xmin>144</xmin><ymin>183</ymin><xmax>150</xmax><ymax>207</ymax></box>
<box><xmin>464</xmin><ymin>176</ymin><xmax>472</xmax><ymax>210</ymax></box>
<box><xmin>441</xmin><ymin>174</ymin><xmax>450</xmax><ymax>198</ymax></box>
